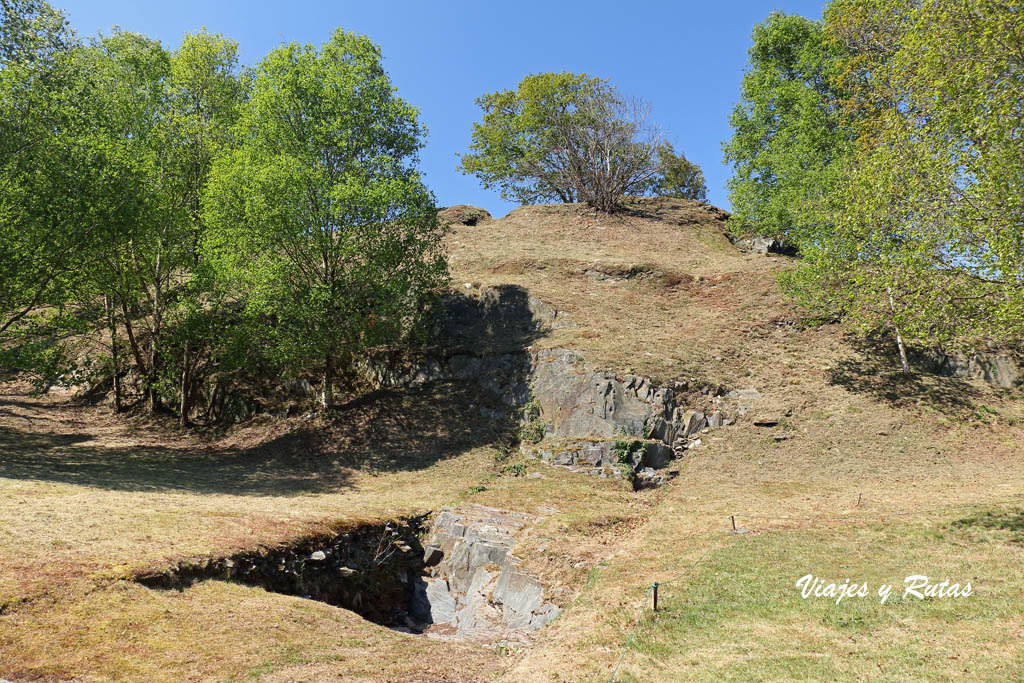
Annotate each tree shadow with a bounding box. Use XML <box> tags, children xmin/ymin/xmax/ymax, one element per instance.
<box><xmin>0</xmin><ymin>285</ymin><xmax>547</xmax><ymax>497</ymax></box>
<box><xmin>950</xmin><ymin>508</ymin><xmax>1024</xmax><ymax>544</ymax></box>
<box><xmin>0</xmin><ymin>427</ymin><xmax>358</xmax><ymax>496</ymax></box>
<box><xmin>826</xmin><ymin>335</ymin><xmax>987</xmax><ymax>414</ymax></box>
<box><xmin>0</xmin><ymin>380</ymin><xmax>520</xmax><ymax>496</ymax></box>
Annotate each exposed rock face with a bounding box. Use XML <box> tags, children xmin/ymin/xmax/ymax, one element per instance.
<box><xmin>357</xmin><ymin>285</ymin><xmax>549</xmax><ymax>421</ymax></box>
<box><xmin>915</xmin><ymin>349</ymin><xmax>1022</xmax><ymax>389</ymax></box>
<box><xmin>734</xmin><ymin>236</ymin><xmax>797</xmax><ymax>256</ymax></box>
<box><xmin>528</xmin><ymin>349</ymin><xmax>727</xmax><ymax>480</ymax></box>
<box><xmin>412</xmin><ymin>505</ymin><xmax>559</xmax><ymax>644</ymax></box>
<box><xmin>358</xmin><ymin>285</ymin><xmax>731</xmax><ymax>485</ymax></box>
<box><xmin>530</xmin><ymin>349</ymin><xmax>662</xmax><ymax>438</ymax></box>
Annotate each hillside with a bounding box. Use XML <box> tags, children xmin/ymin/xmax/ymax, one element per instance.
<box><xmin>1</xmin><ymin>199</ymin><xmax>1023</xmax><ymax>681</ymax></box>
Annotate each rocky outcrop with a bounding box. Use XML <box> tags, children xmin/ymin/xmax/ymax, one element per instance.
<box><xmin>734</xmin><ymin>236</ymin><xmax>797</xmax><ymax>256</ymax></box>
<box><xmin>358</xmin><ymin>285</ymin><xmax>733</xmax><ymax>485</ymax></box>
<box><xmin>134</xmin><ymin>509</ymin><xmax>563</xmax><ymax>645</ymax></box>
<box><xmin>915</xmin><ymin>349</ymin><xmax>1022</xmax><ymax>389</ymax></box>
<box><xmin>357</xmin><ymin>285</ymin><xmax>569</xmax><ymax>422</ymax></box>
<box><xmin>528</xmin><ymin>348</ymin><xmax>726</xmax><ymax>483</ymax></box>
<box><xmin>411</xmin><ymin>505</ymin><xmax>559</xmax><ymax>645</ymax></box>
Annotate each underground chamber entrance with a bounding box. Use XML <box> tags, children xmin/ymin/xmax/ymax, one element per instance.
<box><xmin>133</xmin><ymin>506</ymin><xmax>561</xmax><ymax>644</ymax></box>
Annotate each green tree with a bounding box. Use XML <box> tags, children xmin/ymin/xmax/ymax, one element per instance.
<box><xmin>722</xmin><ymin>12</ymin><xmax>851</xmax><ymax>243</ymax></box>
<box><xmin>75</xmin><ymin>30</ymin><xmax>245</xmax><ymax>416</ymax></box>
<box><xmin>0</xmin><ymin>0</ymin><xmax>70</xmax><ymax>67</ymax></box>
<box><xmin>800</xmin><ymin>0</ymin><xmax>1024</xmax><ymax>361</ymax></box>
<box><xmin>651</xmin><ymin>142</ymin><xmax>707</xmax><ymax>201</ymax></box>
<box><xmin>459</xmin><ymin>72</ymin><xmax>661</xmax><ymax>212</ymax></box>
<box><xmin>74</xmin><ymin>31</ymin><xmax>176</xmax><ymax>411</ymax></box>
<box><xmin>458</xmin><ymin>72</ymin><xmax>605</xmax><ymax>205</ymax></box>
<box><xmin>160</xmin><ymin>30</ymin><xmax>244</xmax><ymax>422</ymax></box>
<box><xmin>203</xmin><ymin>28</ymin><xmax>448</xmax><ymax>410</ymax></box>
<box><xmin>0</xmin><ymin>0</ymin><xmax>91</xmax><ymax>337</ymax></box>
<box><xmin>732</xmin><ymin>2</ymin><xmax>1024</xmax><ymax>372</ymax></box>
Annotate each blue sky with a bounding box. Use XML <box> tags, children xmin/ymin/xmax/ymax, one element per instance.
<box><xmin>58</xmin><ymin>0</ymin><xmax>827</xmax><ymax>217</ymax></box>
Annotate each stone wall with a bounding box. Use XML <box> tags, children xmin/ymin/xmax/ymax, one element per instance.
<box><xmin>412</xmin><ymin>505</ymin><xmax>559</xmax><ymax>645</ymax></box>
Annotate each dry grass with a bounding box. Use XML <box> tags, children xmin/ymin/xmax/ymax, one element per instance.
<box><xmin>2</xmin><ymin>197</ymin><xmax>1023</xmax><ymax>680</ymax></box>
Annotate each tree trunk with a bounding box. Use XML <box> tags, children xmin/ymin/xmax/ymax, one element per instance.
<box><xmin>888</xmin><ymin>287</ymin><xmax>911</xmax><ymax>376</ymax></box>
<box><xmin>104</xmin><ymin>294</ymin><xmax>123</xmax><ymax>412</ymax></box>
<box><xmin>894</xmin><ymin>323</ymin><xmax>910</xmax><ymax>375</ymax></box>
<box><xmin>321</xmin><ymin>355</ymin><xmax>334</xmax><ymax>411</ymax></box>
<box><xmin>149</xmin><ymin>248</ymin><xmax>163</xmax><ymax>414</ymax></box>
<box><xmin>179</xmin><ymin>341</ymin><xmax>192</xmax><ymax>426</ymax></box>
<box><xmin>119</xmin><ymin>300</ymin><xmax>147</xmax><ymax>378</ymax></box>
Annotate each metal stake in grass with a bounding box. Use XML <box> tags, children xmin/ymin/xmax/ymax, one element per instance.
<box><xmin>730</xmin><ymin>515</ymin><xmax>736</xmax><ymax>532</ymax></box>
<box><xmin>653</xmin><ymin>582</ymin><xmax>659</xmax><ymax>612</ymax></box>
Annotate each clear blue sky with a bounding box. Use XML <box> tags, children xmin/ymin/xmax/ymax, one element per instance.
<box><xmin>58</xmin><ymin>0</ymin><xmax>827</xmax><ymax>217</ymax></box>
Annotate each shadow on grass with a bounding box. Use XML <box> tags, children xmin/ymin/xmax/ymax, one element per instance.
<box><xmin>0</xmin><ymin>285</ymin><xmax>547</xmax><ymax>497</ymax></box>
<box><xmin>827</xmin><ymin>336</ymin><xmax>986</xmax><ymax>414</ymax></box>
<box><xmin>950</xmin><ymin>508</ymin><xmax>1024</xmax><ymax>544</ymax></box>
<box><xmin>0</xmin><ymin>380</ymin><xmax>517</xmax><ymax>497</ymax></box>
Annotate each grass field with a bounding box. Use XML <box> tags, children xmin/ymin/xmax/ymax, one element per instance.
<box><xmin>2</xmin><ymin>198</ymin><xmax>1022</xmax><ymax>681</ymax></box>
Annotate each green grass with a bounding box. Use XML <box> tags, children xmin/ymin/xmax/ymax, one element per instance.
<box><xmin>617</xmin><ymin>512</ymin><xmax>1024</xmax><ymax>681</ymax></box>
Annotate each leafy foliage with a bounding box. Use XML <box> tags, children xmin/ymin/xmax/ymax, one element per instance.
<box><xmin>726</xmin><ymin>2</ymin><xmax>1024</xmax><ymax>367</ymax></box>
<box><xmin>1</xmin><ymin>7</ymin><xmax>448</xmax><ymax>422</ymax></box>
<box><xmin>723</xmin><ymin>11</ymin><xmax>852</xmax><ymax>243</ymax></box>
<box><xmin>459</xmin><ymin>72</ymin><xmax>663</xmax><ymax>213</ymax></box>
<box><xmin>811</xmin><ymin>0</ymin><xmax>1024</xmax><ymax>352</ymax></box>
<box><xmin>203</xmin><ymin>29</ymin><xmax>448</xmax><ymax>409</ymax></box>
<box><xmin>651</xmin><ymin>142</ymin><xmax>707</xmax><ymax>201</ymax></box>
<box><xmin>458</xmin><ymin>72</ymin><xmax>607</xmax><ymax>205</ymax></box>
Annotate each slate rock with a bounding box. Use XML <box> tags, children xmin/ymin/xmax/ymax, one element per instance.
<box><xmin>424</xmin><ymin>578</ymin><xmax>457</xmax><ymax>624</ymax></box>
<box><xmin>423</xmin><ymin>544</ymin><xmax>444</xmax><ymax>567</ymax></box>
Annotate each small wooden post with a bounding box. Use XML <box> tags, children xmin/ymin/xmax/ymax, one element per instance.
<box><xmin>653</xmin><ymin>583</ymin><xmax>659</xmax><ymax>611</ymax></box>
<box><xmin>857</xmin><ymin>493</ymin><xmax>862</xmax><ymax>507</ymax></box>
<box><xmin>730</xmin><ymin>515</ymin><xmax>736</xmax><ymax>532</ymax></box>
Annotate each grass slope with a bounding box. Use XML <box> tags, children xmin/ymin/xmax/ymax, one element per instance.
<box><xmin>1</xmin><ymin>197</ymin><xmax>1022</xmax><ymax>681</ymax></box>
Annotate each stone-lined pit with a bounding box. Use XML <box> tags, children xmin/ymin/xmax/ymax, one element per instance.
<box><xmin>133</xmin><ymin>506</ymin><xmax>560</xmax><ymax>644</ymax></box>
<box><xmin>134</xmin><ymin>517</ymin><xmax>431</xmax><ymax>629</ymax></box>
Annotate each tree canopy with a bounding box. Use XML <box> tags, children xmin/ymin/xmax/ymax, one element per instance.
<box><xmin>651</xmin><ymin>142</ymin><xmax>707</xmax><ymax>202</ymax></box>
<box><xmin>203</xmin><ymin>29</ymin><xmax>448</xmax><ymax>409</ymax></box>
<box><xmin>459</xmin><ymin>72</ymin><xmax>700</xmax><ymax>213</ymax></box>
<box><xmin>725</xmin><ymin>0</ymin><xmax>1024</xmax><ymax>369</ymax></box>
<box><xmin>1</xmin><ymin>5</ymin><xmax>447</xmax><ymax>420</ymax></box>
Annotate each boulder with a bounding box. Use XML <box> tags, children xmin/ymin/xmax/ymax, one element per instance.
<box><xmin>494</xmin><ymin>570</ymin><xmax>545</xmax><ymax>629</ymax></box>
<box><xmin>423</xmin><ymin>578</ymin><xmax>457</xmax><ymax>624</ymax></box>
<box><xmin>677</xmin><ymin>410</ymin><xmax>706</xmax><ymax>439</ymax></box>
<box><xmin>643</xmin><ymin>442</ymin><xmax>674</xmax><ymax>469</ymax></box>
<box><xmin>751</xmin><ymin>236</ymin><xmax>781</xmax><ymax>254</ymax></box>
<box><xmin>634</xmin><ymin>467</ymin><xmax>670</xmax><ymax>489</ymax></box>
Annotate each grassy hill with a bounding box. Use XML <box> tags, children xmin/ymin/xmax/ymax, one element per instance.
<box><xmin>1</xmin><ymin>199</ymin><xmax>1022</xmax><ymax>681</ymax></box>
